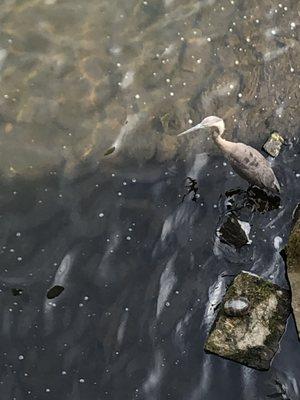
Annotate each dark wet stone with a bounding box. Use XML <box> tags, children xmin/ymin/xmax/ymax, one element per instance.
<box><xmin>205</xmin><ymin>271</ymin><xmax>291</xmax><ymax>370</ymax></box>
<box><xmin>11</xmin><ymin>288</ymin><xmax>23</xmax><ymax>296</ymax></box>
<box><xmin>285</xmin><ymin>204</ymin><xmax>300</xmax><ymax>339</ymax></box>
<box><xmin>47</xmin><ymin>285</ymin><xmax>65</xmax><ymax>299</ymax></box>
<box><xmin>104</xmin><ymin>146</ymin><xmax>116</xmax><ymax>156</ymax></box>
<box><xmin>217</xmin><ymin>214</ymin><xmax>250</xmax><ymax>248</ymax></box>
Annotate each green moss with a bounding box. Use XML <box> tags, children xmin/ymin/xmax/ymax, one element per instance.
<box><xmin>286</xmin><ymin>219</ymin><xmax>300</xmax><ymax>271</ymax></box>
<box><xmin>224</xmin><ymin>272</ymin><xmax>275</xmax><ymax>307</ymax></box>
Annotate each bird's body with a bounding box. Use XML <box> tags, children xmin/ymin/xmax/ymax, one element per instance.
<box><xmin>178</xmin><ymin>116</ymin><xmax>280</xmax><ymax>192</ymax></box>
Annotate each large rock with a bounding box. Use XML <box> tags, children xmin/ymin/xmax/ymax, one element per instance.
<box><xmin>285</xmin><ymin>205</ymin><xmax>300</xmax><ymax>339</ymax></box>
<box><xmin>205</xmin><ymin>271</ymin><xmax>290</xmax><ymax>370</ymax></box>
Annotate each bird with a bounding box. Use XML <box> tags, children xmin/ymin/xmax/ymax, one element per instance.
<box><xmin>178</xmin><ymin>116</ymin><xmax>280</xmax><ymax>192</ymax></box>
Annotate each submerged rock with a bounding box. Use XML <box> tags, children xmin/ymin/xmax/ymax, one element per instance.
<box><xmin>217</xmin><ymin>214</ymin><xmax>251</xmax><ymax>248</ymax></box>
<box><xmin>263</xmin><ymin>132</ymin><xmax>285</xmax><ymax>158</ymax></box>
<box><xmin>285</xmin><ymin>205</ymin><xmax>300</xmax><ymax>339</ymax></box>
<box><xmin>205</xmin><ymin>271</ymin><xmax>290</xmax><ymax>370</ymax></box>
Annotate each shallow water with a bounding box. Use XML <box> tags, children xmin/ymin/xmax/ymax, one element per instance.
<box><xmin>0</xmin><ymin>0</ymin><xmax>299</xmax><ymax>399</ymax></box>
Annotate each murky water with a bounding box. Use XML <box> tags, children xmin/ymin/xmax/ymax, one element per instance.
<box><xmin>0</xmin><ymin>0</ymin><xmax>299</xmax><ymax>399</ymax></box>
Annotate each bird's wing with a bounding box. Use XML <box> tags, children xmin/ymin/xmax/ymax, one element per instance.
<box><xmin>231</xmin><ymin>142</ymin><xmax>268</xmax><ymax>164</ymax></box>
<box><xmin>227</xmin><ymin>143</ymin><xmax>279</xmax><ymax>190</ymax></box>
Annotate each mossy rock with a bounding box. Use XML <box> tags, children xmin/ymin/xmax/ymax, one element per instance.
<box><xmin>285</xmin><ymin>209</ymin><xmax>300</xmax><ymax>338</ymax></box>
<box><xmin>205</xmin><ymin>271</ymin><xmax>291</xmax><ymax>370</ymax></box>
<box><xmin>286</xmin><ymin>216</ymin><xmax>300</xmax><ymax>272</ymax></box>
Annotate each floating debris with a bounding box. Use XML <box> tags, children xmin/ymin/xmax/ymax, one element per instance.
<box><xmin>217</xmin><ymin>214</ymin><xmax>251</xmax><ymax>248</ymax></box>
<box><xmin>285</xmin><ymin>204</ymin><xmax>300</xmax><ymax>339</ymax></box>
<box><xmin>224</xmin><ymin>297</ymin><xmax>250</xmax><ymax>317</ymax></box>
<box><xmin>47</xmin><ymin>285</ymin><xmax>65</xmax><ymax>299</ymax></box>
<box><xmin>263</xmin><ymin>132</ymin><xmax>285</xmax><ymax>158</ymax></box>
<box><xmin>225</xmin><ymin>186</ymin><xmax>280</xmax><ymax>214</ymax></box>
<box><xmin>181</xmin><ymin>176</ymin><xmax>199</xmax><ymax>203</ymax></box>
<box><xmin>104</xmin><ymin>146</ymin><xmax>116</xmax><ymax>156</ymax></box>
<box><xmin>205</xmin><ymin>271</ymin><xmax>291</xmax><ymax>370</ymax></box>
<box><xmin>246</xmin><ymin>186</ymin><xmax>281</xmax><ymax>212</ymax></box>
<box><xmin>11</xmin><ymin>288</ymin><xmax>23</xmax><ymax>296</ymax></box>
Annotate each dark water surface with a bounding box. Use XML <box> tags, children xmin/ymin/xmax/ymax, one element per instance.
<box><xmin>0</xmin><ymin>0</ymin><xmax>299</xmax><ymax>399</ymax></box>
<box><xmin>0</xmin><ymin>140</ymin><xmax>299</xmax><ymax>400</ymax></box>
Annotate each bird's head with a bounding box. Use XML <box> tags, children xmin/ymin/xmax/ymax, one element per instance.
<box><xmin>177</xmin><ymin>115</ymin><xmax>225</xmax><ymax>137</ymax></box>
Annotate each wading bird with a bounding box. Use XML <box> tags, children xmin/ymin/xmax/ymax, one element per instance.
<box><xmin>178</xmin><ymin>116</ymin><xmax>280</xmax><ymax>192</ymax></box>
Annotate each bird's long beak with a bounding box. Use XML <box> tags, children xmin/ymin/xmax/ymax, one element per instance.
<box><xmin>177</xmin><ymin>123</ymin><xmax>205</xmax><ymax>137</ymax></box>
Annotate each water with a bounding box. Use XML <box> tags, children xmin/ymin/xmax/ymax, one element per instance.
<box><xmin>0</xmin><ymin>0</ymin><xmax>299</xmax><ymax>399</ymax></box>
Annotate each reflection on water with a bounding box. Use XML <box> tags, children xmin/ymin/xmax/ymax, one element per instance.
<box><xmin>0</xmin><ymin>0</ymin><xmax>299</xmax><ymax>399</ymax></box>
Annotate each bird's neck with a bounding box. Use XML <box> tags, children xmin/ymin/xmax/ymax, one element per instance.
<box><xmin>212</xmin><ymin>129</ymin><xmax>234</xmax><ymax>154</ymax></box>
<box><xmin>214</xmin><ymin>120</ymin><xmax>225</xmax><ymax>137</ymax></box>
